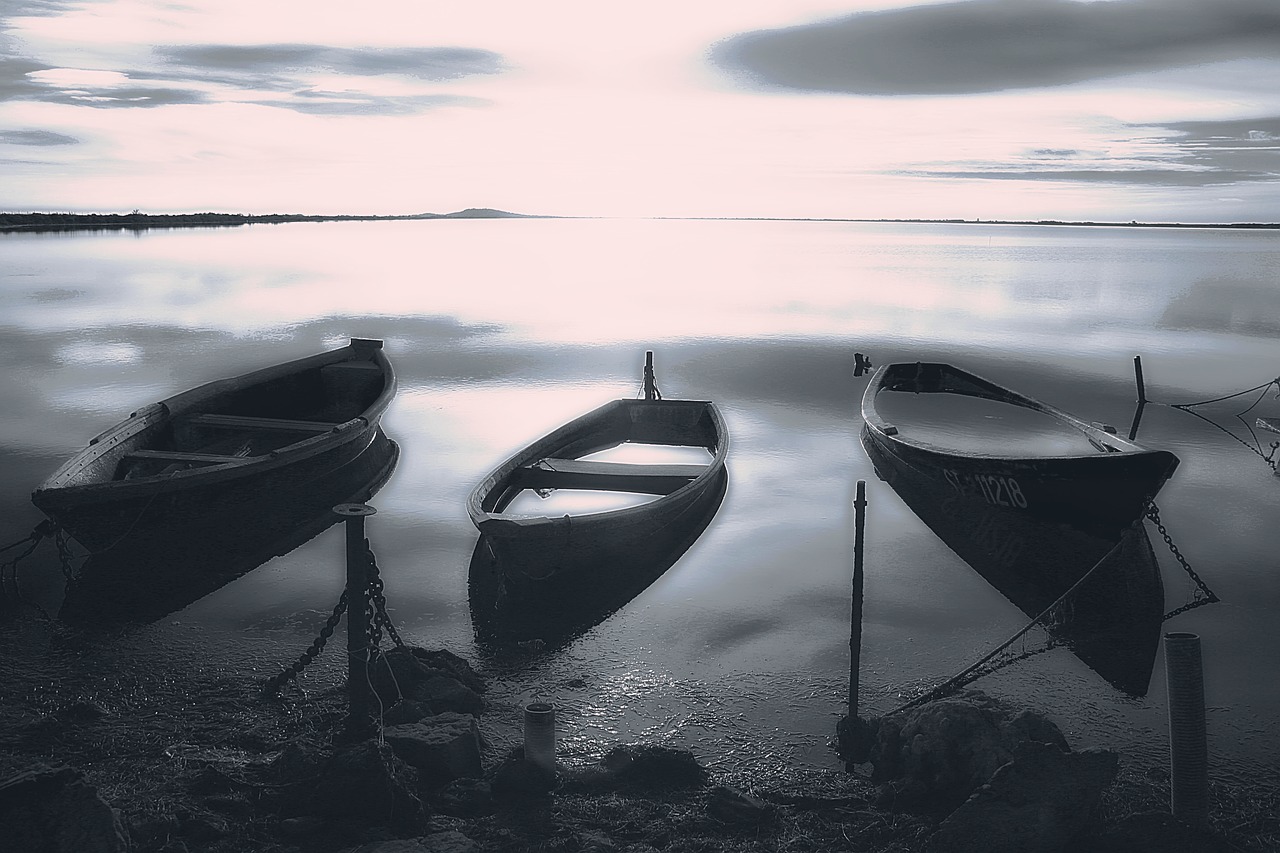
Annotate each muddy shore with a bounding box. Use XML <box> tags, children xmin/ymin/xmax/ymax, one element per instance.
<box><xmin>1</xmin><ymin>612</ymin><xmax>1276</xmax><ymax>853</ymax></box>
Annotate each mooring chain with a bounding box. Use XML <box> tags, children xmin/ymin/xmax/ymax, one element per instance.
<box><xmin>264</xmin><ymin>537</ymin><xmax>406</xmax><ymax>697</ymax></box>
<box><xmin>1</xmin><ymin>520</ymin><xmax>61</xmax><ymax>596</ymax></box>
<box><xmin>364</xmin><ymin>540</ymin><xmax>405</xmax><ymax>650</ymax></box>
<box><xmin>1147</xmin><ymin>504</ymin><xmax>1220</xmax><ymax>621</ymax></box>
<box><xmin>54</xmin><ymin>529</ymin><xmax>80</xmax><ymax>581</ymax></box>
<box><xmin>263</xmin><ymin>590</ymin><xmax>349</xmax><ymax>696</ymax></box>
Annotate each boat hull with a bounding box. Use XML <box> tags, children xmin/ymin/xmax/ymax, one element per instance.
<box><xmin>59</xmin><ymin>431</ymin><xmax>400</xmax><ymax>624</ymax></box>
<box><xmin>864</xmin><ymin>432</ymin><xmax>1164</xmax><ymax>696</ymax></box>
<box><xmin>469</xmin><ymin>463</ymin><xmax>727</xmax><ymax>644</ymax></box>
<box><xmin>861</xmin><ymin>362</ymin><xmax>1179</xmax><ymax>538</ymax></box>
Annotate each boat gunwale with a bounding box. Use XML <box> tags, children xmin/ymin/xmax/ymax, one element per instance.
<box><xmin>861</xmin><ymin>361</ymin><xmax>1168</xmax><ymax>462</ymax></box>
<box><xmin>467</xmin><ymin>397</ymin><xmax>728</xmax><ymax>530</ymax></box>
<box><xmin>32</xmin><ymin>339</ymin><xmax>396</xmax><ymax>501</ymax></box>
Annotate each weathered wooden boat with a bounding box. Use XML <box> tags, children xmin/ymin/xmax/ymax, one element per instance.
<box><xmin>467</xmin><ymin>353</ymin><xmax>728</xmax><ymax>620</ymax></box>
<box><xmin>32</xmin><ymin>338</ymin><xmax>397</xmax><ymax>555</ymax></box>
<box><xmin>861</xmin><ymin>362</ymin><xmax>1179</xmax><ymax>538</ymax></box>
<box><xmin>59</xmin><ymin>431</ymin><xmax>399</xmax><ymax>624</ymax></box>
<box><xmin>864</xmin><ymin>433</ymin><xmax>1164</xmax><ymax>696</ymax></box>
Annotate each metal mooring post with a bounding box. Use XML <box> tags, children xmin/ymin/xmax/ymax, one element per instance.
<box><xmin>335</xmin><ymin>502</ymin><xmax>378</xmax><ymax>739</ymax></box>
<box><xmin>848</xmin><ymin>480</ymin><xmax>867</xmax><ymax>721</ymax></box>
<box><xmin>1165</xmin><ymin>631</ymin><xmax>1209</xmax><ymax>828</ymax></box>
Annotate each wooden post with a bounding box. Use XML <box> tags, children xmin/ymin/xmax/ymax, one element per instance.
<box><xmin>1128</xmin><ymin>355</ymin><xmax>1147</xmax><ymax>440</ymax></box>
<box><xmin>335</xmin><ymin>502</ymin><xmax>378</xmax><ymax>739</ymax></box>
<box><xmin>849</xmin><ymin>480</ymin><xmax>867</xmax><ymax>722</ymax></box>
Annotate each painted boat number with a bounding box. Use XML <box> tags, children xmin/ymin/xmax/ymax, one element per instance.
<box><xmin>943</xmin><ymin>469</ymin><xmax>1029</xmax><ymax>509</ymax></box>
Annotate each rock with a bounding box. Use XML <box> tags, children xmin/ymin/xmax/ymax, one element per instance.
<box><xmin>276</xmin><ymin>815</ymin><xmax>325</xmax><ymax>838</ymax></box>
<box><xmin>868</xmin><ymin>690</ymin><xmax>1070</xmax><ymax>814</ymax></box>
<box><xmin>0</xmin><ymin>764</ymin><xmax>129</xmax><ymax>853</ymax></box>
<box><xmin>382</xmin><ymin>699</ymin><xmax>432</xmax><ymax>726</ymax></box>
<box><xmin>601</xmin><ymin>745</ymin><xmax>709</xmax><ymax>790</ymax></box>
<box><xmin>266</xmin><ymin>740</ymin><xmax>329</xmax><ymax>785</ymax></box>
<box><xmin>836</xmin><ymin>714</ymin><xmax>878</xmax><ymax>764</ymax></box>
<box><xmin>1081</xmin><ymin>811</ymin><xmax>1234</xmax><ymax>853</ymax></box>
<box><xmin>383</xmin><ymin>712</ymin><xmax>483</xmax><ymax>786</ymax></box>
<box><xmin>706</xmin><ymin>785</ymin><xmax>772</xmax><ymax>824</ymax></box>
<box><xmin>575</xmin><ymin>829</ymin><xmax>618</xmax><ymax>852</ymax></box>
<box><xmin>926</xmin><ymin>741</ymin><xmax>1118</xmax><ymax>853</ymax></box>
<box><xmin>370</xmin><ymin>647</ymin><xmax>485</xmax><ymax>715</ymax></box>
<box><xmin>421</xmin><ymin>830</ymin><xmax>481</xmax><ymax>853</ymax></box>
<box><xmin>436</xmin><ymin>777</ymin><xmax>494</xmax><ymax>817</ymax></box>
<box><xmin>342</xmin><ymin>832</ymin><xmax>480</xmax><ymax>853</ymax></box>
<box><xmin>311</xmin><ymin>740</ymin><xmax>427</xmax><ymax>830</ymax></box>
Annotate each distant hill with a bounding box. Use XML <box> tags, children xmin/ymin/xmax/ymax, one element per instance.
<box><xmin>0</xmin><ymin>208</ymin><xmax>550</xmax><ymax>232</ymax></box>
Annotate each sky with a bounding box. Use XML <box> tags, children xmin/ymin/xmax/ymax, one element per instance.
<box><xmin>1</xmin><ymin>0</ymin><xmax>1278</xmax><ymax>222</ymax></box>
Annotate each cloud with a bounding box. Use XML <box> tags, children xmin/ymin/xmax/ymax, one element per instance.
<box><xmin>899</xmin><ymin>115</ymin><xmax>1280</xmax><ymax>187</ymax></box>
<box><xmin>0</xmin><ymin>129</ymin><xmax>79</xmax><ymax>145</ymax></box>
<box><xmin>256</xmin><ymin>91</ymin><xmax>487</xmax><ymax>117</ymax></box>
<box><xmin>899</xmin><ymin>168</ymin><xmax>1272</xmax><ymax>187</ymax></box>
<box><xmin>136</xmin><ymin>43</ymin><xmax>505</xmax><ymax>114</ymax></box>
<box><xmin>34</xmin><ymin>85</ymin><xmax>207</xmax><ymax>108</ymax></box>
<box><xmin>157</xmin><ymin>44</ymin><xmax>504</xmax><ymax>81</ymax></box>
<box><xmin>150</xmin><ymin>44</ymin><xmax>505</xmax><ymax>95</ymax></box>
<box><xmin>712</xmin><ymin>0</ymin><xmax>1280</xmax><ymax>95</ymax></box>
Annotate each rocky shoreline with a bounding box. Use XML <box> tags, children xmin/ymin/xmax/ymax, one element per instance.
<box><xmin>2</xmin><ymin>637</ymin><xmax>1276</xmax><ymax>853</ymax></box>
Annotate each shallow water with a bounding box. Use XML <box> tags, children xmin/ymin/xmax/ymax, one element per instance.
<box><xmin>2</xmin><ymin>219</ymin><xmax>1278</xmax><ymax>789</ymax></box>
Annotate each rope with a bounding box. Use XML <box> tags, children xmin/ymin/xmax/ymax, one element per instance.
<box><xmin>1149</xmin><ymin>377</ymin><xmax>1280</xmax><ymax>473</ymax></box>
<box><xmin>886</xmin><ymin>528</ymin><xmax>1133</xmax><ymax>715</ymax></box>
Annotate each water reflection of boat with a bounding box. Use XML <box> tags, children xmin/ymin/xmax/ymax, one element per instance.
<box><xmin>58</xmin><ymin>425</ymin><xmax>400</xmax><ymax>625</ymax></box>
<box><xmin>469</xmin><ymin>462</ymin><xmax>726</xmax><ymax>645</ymax></box>
<box><xmin>467</xmin><ymin>353</ymin><xmax>728</xmax><ymax>603</ymax></box>
<box><xmin>861</xmin><ymin>362</ymin><xmax>1179</xmax><ymax>539</ymax></box>
<box><xmin>864</xmin><ymin>433</ymin><xmax>1164</xmax><ymax>696</ymax></box>
<box><xmin>32</xmin><ymin>338</ymin><xmax>396</xmax><ymax>555</ymax></box>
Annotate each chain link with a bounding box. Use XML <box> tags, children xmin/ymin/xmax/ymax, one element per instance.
<box><xmin>263</xmin><ymin>590</ymin><xmax>349</xmax><ymax>697</ymax></box>
<box><xmin>365</xmin><ymin>541</ymin><xmax>405</xmax><ymax>650</ymax></box>
<box><xmin>1147</xmin><ymin>503</ymin><xmax>1220</xmax><ymax>620</ymax></box>
<box><xmin>263</xmin><ymin>537</ymin><xmax>404</xmax><ymax>697</ymax></box>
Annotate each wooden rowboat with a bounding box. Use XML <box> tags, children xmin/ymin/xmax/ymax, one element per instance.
<box><xmin>32</xmin><ymin>338</ymin><xmax>397</xmax><ymax>555</ymax></box>
<box><xmin>467</xmin><ymin>353</ymin><xmax>728</xmax><ymax>615</ymax></box>
<box><xmin>861</xmin><ymin>362</ymin><xmax>1179</xmax><ymax>539</ymax></box>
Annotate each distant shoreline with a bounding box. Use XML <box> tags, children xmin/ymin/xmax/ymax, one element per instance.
<box><xmin>1</xmin><ymin>209</ymin><xmax>1277</xmax><ymax>233</ymax></box>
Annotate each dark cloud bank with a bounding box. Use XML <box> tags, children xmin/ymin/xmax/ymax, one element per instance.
<box><xmin>712</xmin><ymin>0</ymin><xmax>1280</xmax><ymax>95</ymax></box>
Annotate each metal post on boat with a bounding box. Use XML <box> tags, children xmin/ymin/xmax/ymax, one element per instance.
<box><xmin>1128</xmin><ymin>355</ymin><xmax>1148</xmax><ymax>440</ymax></box>
<box><xmin>643</xmin><ymin>351</ymin><xmax>658</xmax><ymax>401</ymax></box>
<box><xmin>335</xmin><ymin>502</ymin><xmax>378</xmax><ymax>739</ymax></box>
<box><xmin>1165</xmin><ymin>631</ymin><xmax>1210</xmax><ymax>828</ymax></box>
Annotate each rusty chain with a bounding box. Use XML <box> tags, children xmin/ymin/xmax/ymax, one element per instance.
<box><xmin>1147</xmin><ymin>503</ymin><xmax>1219</xmax><ymax>620</ymax></box>
<box><xmin>264</xmin><ymin>538</ymin><xmax>404</xmax><ymax>697</ymax></box>
<box><xmin>365</xmin><ymin>541</ymin><xmax>405</xmax><ymax>651</ymax></box>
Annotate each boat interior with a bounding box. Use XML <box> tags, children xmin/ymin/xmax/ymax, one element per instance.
<box><xmin>115</xmin><ymin>357</ymin><xmax>387</xmax><ymax>481</ymax></box>
<box><xmin>485</xmin><ymin>399</ymin><xmax>721</xmax><ymax>516</ymax></box>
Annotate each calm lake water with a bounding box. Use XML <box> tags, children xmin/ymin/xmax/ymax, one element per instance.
<box><xmin>2</xmin><ymin>219</ymin><xmax>1278</xmax><ymax>788</ymax></box>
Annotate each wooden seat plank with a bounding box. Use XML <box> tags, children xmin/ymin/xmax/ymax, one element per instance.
<box><xmin>513</xmin><ymin>458</ymin><xmax>706</xmax><ymax>495</ymax></box>
<box><xmin>124</xmin><ymin>449</ymin><xmax>249</xmax><ymax>464</ymax></box>
<box><xmin>183</xmin><ymin>413</ymin><xmax>338</xmax><ymax>432</ymax></box>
